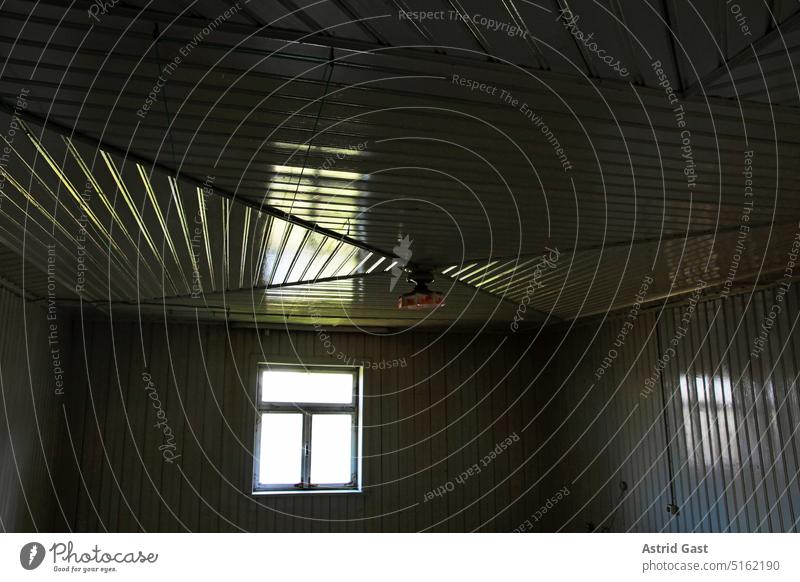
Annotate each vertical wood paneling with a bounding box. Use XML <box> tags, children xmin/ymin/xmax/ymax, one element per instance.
<box><xmin>178</xmin><ymin>324</ymin><xmax>202</xmax><ymax>532</ymax></box>
<box><xmin>61</xmin><ymin>319</ymin><xmax>91</xmax><ymax>532</ymax></box>
<box><xmin>62</xmin><ymin>321</ymin><xmax>544</xmax><ymax>531</ymax></box>
<box><xmin>141</xmin><ymin>324</ymin><xmax>165</xmax><ymax>532</ymax></box>
<box><xmin>0</xmin><ymin>287</ymin><xmax>70</xmax><ymax>531</ymax></box>
<box><xmin>535</xmin><ymin>284</ymin><xmax>800</xmax><ymax>532</ymax></box>
<box><xmin>380</xmin><ymin>332</ymin><xmax>400</xmax><ymax>532</ymax></box>
<box><xmin>444</xmin><ymin>338</ymin><xmax>464</xmax><ymax>533</ymax></box>
<box><xmin>489</xmin><ymin>343</ymin><xmax>510</xmax><ymax>532</ymax></box>
<box><xmin>219</xmin><ymin>325</ymin><xmax>240</xmax><ymax>533</ymax></box>
<box><xmin>428</xmin><ymin>334</ymin><xmax>448</xmax><ymax>531</ymax></box>
<box><xmin>475</xmin><ymin>338</ymin><xmax>495</xmax><ymax>531</ymax></box>
<box><xmin>53</xmin><ymin>281</ymin><xmax>800</xmax><ymax>532</ymax></box>
<box><xmin>411</xmin><ymin>333</ymin><xmax>431</xmax><ymax>531</ymax></box>
<box><xmin>397</xmin><ymin>334</ymin><xmax>416</xmax><ymax>532</ymax></box>
<box><xmin>361</xmin><ymin>331</ymin><xmax>381</xmax><ymax>533</ymax></box>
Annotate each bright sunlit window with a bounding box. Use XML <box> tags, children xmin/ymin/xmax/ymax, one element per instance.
<box><xmin>253</xmin><ymin>364</ymin><xmax>362</xmax><ymax>494</ymax></box>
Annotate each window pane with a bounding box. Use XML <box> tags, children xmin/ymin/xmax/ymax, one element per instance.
<box><xmin>310</xmin><ymin>414</ymin><xmax>353</xmax><ymax>484</ymax></box>
<box><xmin>261</xmin><ymin>369</ymin><xmax>353</xmax><ymax>404</ymax></box>
<box><xmin>258</xmin><ymin>413</ymin><xmax>302</xmax><ymax>485</ymax></box>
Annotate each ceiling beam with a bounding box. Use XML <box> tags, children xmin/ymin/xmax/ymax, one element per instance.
<box><xmin>661</xmin><ymin>0</ymin><xmax>685</xmax><ymax>92</ymax></box>
<box><xmin>575</xmin><ymin>263</ymin><xmax>800</xmax><ymax>321</ymax></box>
<box><xmin>329</xmin><ymin>0</ymin><xmax>392</xmax><ymax>46</ymax></box>
<box><xmin>132</xmin><ymin>271</ymin><xmax>377</xmax><ymax>303</ymax></box>
<box><xmin>701</xmin><ymin>45</ymin><xmax>800</xmax><ymax>91</ymax></box>
<box><xmin>682</xmin><ymin>8</ymin><xmax>800</xmax><ymax>98</ymax></box>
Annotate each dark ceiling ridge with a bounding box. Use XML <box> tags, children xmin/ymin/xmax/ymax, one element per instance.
<box><xmin>449</xmin><ymin>216</ymin><xmax>800</xmax><ymax>266</ymax></box>
<box><xmin>13</xmin><ymin>2</ymin><xmax>798</xmax><ymax>118</ymax></box>
<box><xmin>703</xmin><ymin>46</ymin><xmax>800</xmax><ymax>91</ymax></box>
<box><xmin>0</xmin><ymin>99</ymin><xmax>397</xmax><ymax>260</ymax></box>
<box><xmin>681</xmin><ymin>8</ymin><xmax>800</xmax><ymax>98</ymax></box>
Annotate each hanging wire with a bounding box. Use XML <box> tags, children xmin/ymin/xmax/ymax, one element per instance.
<box><xmin>153</xmin><ymin>23</ymin><xmax>179</xmax><ymax>172</ymax></box>
<box><xmin>286</xmin><ymin>48</ymin><xmax>336</xmax><ymax>216</ymax></box>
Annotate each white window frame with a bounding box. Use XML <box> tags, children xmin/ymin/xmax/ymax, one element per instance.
<box><xmin>252</xmin><ymin>362</ymin><xmax>363</xmax><ymax>495</ymax></box>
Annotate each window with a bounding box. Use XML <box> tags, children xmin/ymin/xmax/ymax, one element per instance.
<box><xmin>253</xmin><ymin>363</ymin><xmax>362</xmax><ymax>494</ymax></box>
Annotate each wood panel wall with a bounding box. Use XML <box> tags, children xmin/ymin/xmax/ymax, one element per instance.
<box><xmin>0</xmin><ymin>287</ymin><xmax>71</xmax><ymax>531</ymax></box>
<box><xmin>63</xmin><ymin>320</ymin><xmax>549</xmax><ymax>532</ymax></box>
<box><xmin>533</xmin><ymin>284</ymin><xmax>800</xmax><ymax>532</ymax></box>
<box><xmin>58</xmin><ymin>281</ymin><xmax>800</xmax><ymax>532</ymax></box>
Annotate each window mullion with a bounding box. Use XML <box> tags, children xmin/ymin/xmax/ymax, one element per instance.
<box><xmin>301</xmin><ymin>411</ymin><xmax>312</xmax><ymax>486</ymax></box>
<box><xmin>351</xmin><ymin>412</ymin><xmax>357</xmax><ymax>485</ymax></box>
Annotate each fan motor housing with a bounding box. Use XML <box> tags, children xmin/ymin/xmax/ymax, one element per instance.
<box><xmin>397</xmin><ymin>270</ymin><xmax>445</xmax><ymax>310</ymax></box>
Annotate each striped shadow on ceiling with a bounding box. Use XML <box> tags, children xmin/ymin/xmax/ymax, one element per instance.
<box><xmin>0</xmin><ymin>115</ymin><xmax>393</xmax><ymax>307</ymax></box>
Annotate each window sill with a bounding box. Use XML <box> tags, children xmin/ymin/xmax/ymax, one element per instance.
<box><xmin>251</xmin><ymin>488</ymin><xmax>363</xmax><ymax>496</ymax></box>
